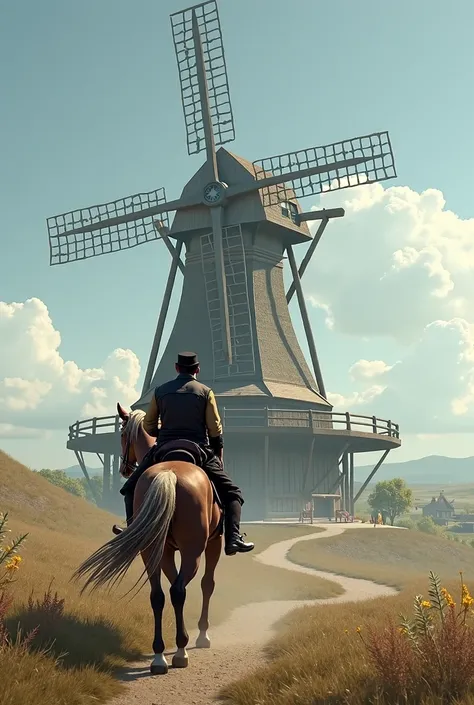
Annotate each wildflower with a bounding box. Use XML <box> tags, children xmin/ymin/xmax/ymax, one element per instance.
<box><xmin>356</xmin><ymin>626</ymin><xmax>362</xmax><ymax>633</ymax></box>
<box><xmin>5</xmin><ymin>555</ymin><xmax>21</xmax><ymax>571</ymax></box>
<box><xmin>421</xmin><ymin>600</ymin><xmax>431</xmax><ymax>609</ymax></box>
<box><xmin>461</xmin><ymin>583</ymin><xmax>474</xmax><ymax>609</ymax></box>
<box><xmin>344</xmin><ymin>629</ymin><xmax>348</xmax><ymax>634</ymax></box>
<box><xmin>441</xmin><ymin>587</ymin><xmax>455</xmax><ymax>607</ymax></box>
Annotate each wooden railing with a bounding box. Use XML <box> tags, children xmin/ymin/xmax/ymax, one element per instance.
<box><xmin>68</xmin><ymin>409</ymin><xmax>400</xmax><ymax>440</ymax></box>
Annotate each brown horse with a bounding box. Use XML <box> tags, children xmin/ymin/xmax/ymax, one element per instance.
<box><xmin>73</xmin><ymin>403</ymin><xmax>223</xmax><ymax>675</ymax></box>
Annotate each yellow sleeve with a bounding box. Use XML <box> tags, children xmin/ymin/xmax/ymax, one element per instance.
<box><xmin>143</xmin><ymin>394</ymin><xmax>160</xmax><ymax>437</ymax></box>
<box><xmin>205</xmin><ymin>390</ymin><xmax>223</xmax><ymax>437</ymax></box>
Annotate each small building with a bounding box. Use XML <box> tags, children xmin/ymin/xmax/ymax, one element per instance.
<box><xmin>422</xmin><ymin>492</ymin><xmax>455</xmax><ymax>525</ymax></box>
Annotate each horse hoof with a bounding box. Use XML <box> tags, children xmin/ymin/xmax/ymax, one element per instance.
<box><xmin>196</xmin><ymin>633</ymin><xmax>211</xmax><ymax>649</ymax></box>
<box><xmin>150</xmin><ymin>654</ymin><xmax>168</xmax><ymax>675</ymax></box>
<box><xmin>172</xmin><ymin>654</ymin><xmax>189</xmax><ymax>669</ymax></box>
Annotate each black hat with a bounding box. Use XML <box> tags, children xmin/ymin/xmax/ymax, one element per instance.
<box><xmin>177</xmin><ymin>351</ymin><xmax>199</xmax><ymax>368</ymax></box>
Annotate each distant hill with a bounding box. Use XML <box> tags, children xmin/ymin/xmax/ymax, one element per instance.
<box><xmin>58</xmin><ymin>455</ymin><xmax>474</xmax><ymax>485</ymax></box>
<box><xmin>60</xmin><ymin>464</ymin><xmax>102</xmax><ymax>478</ymax></box>
<box><xmin>356</xmin><ymin>455</ymin><xmax>474</xmax><ymax>485</ymax></box>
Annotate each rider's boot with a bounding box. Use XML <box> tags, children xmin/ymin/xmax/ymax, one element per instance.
<box><xmin>112</xmin><ymin>492</ymin><xmax>134</xmax><ymax>535</ymax></box>
<box><xmin>224</xmin><ymin>499</ymin><xmax>255</xmax><ymax>556</ymax></box>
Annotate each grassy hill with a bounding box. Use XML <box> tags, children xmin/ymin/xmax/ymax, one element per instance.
<box><xmin>287</xmin><ymin>526</ymin><xmax>474</xmax><ymax>588</ymax></box>
<box><xmin>0</xmin><ymin>449</ymin><xmax>339</xmax><ymax>705</ymax></box>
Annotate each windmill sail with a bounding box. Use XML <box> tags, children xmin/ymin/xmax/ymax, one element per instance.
<box><xmin>170</xmin><ymin>0</ymin><xmax>235</xmax><ymax>156</ymax></box>
<box><xmin>252</xmin><ymin>131</ymin><xmax>396</xmax><ymax>207</ymax></box>
<box><xmin>48</xmin><ymin>188</ymin><xmax>169</xmax><ymax>265</ymax></box>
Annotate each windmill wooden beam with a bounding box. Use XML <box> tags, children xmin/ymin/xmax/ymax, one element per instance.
<box><xmin>286</xmin><ymin>208</ymin><xmax>345</xmax><ymax>304</ymax></box>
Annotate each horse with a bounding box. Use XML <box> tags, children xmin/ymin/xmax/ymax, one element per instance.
<box><xmin>73</xmin><ymin>402</ymin><xmax>223</xmax><ymax>675</ymax></box>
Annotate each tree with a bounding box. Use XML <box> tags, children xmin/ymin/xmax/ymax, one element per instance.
<box><xmin>367</xmin><ymin>478</ymin><xmax>412</xmax><ymax>526</ymax></box>
<box><xmin>38</xmin><ymin>469</ymin><xmax>86</xmax><ymax>499</ymax></box>
<box><xmin>79</xmin><ymin>475</ymin><xmax>103</xmax><ymax>505</ymax></box>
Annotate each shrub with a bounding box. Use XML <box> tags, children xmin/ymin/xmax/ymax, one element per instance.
<box><xmin>27</xmin><ymin>580</ymin><xmax>65</xmax><ymax>622</ymax></box>
<box><xmin>358</xmin><ymin>571</ymin><xmax>474</xmax><ymax>702</ymax></box>
<box><xmin>397</xmin><ymin>518</ymin><xmax>416</xmax><ymax>530</ymax></box>
<box><xmin>416</xmin><ymin>516</ymin><xmax>440</xmax><ymax>534</ymax></box>
<box><xmin>38</xmin><ymin>469</ymin><xmax>86</xmax><ymax>498</ymax></box>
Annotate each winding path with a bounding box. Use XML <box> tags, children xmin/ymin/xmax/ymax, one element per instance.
<box><xmin>109</xmin><ymin>523</ymin><xmax>398</xmax><ymax>705</ymax></box>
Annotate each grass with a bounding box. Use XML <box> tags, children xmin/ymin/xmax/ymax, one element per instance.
<box><xmin>287</xmin><ymin>527</ymin><xmax>474</xmax><ymax>589</ymax></box>
<box><xmin>221</xmin><ymin>529</ymin><xmax>474</xmax><ymax>705</ymax></box>
<box><xmin>0</xmin><ymin>449</ymin><xmax>341</xmax><ymax>705</ymax></box>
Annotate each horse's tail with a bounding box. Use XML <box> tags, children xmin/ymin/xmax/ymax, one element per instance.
<box><xmin>73</xmin><ymin>470</ymin><xmax>177</xmax><ymax>594</ymax></box>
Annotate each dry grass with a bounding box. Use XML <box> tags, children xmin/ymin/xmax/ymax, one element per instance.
<box><xmin>0</xmin><ymin>449</ymin><xmax>340</xmax><ymax>705</ymax></box>
<box><xmin>222</xmin><ymin>529</ymin><xmax>474</xmax><ymax>705</ymax></box>
<box><xmin>287</xmin><ymin>526</ymin><xmax>474</xmax><ymax>588</ymax></box>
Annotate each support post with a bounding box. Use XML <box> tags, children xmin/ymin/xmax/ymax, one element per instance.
<box><xmin>103</xmin><ymin>453</ymin><xmax>111</xmax><ymax>504</ymax></box>
<box><xmin>112</xmin><ymin>415</ymin><xmax>121</xmax><ymax>493</ymax></box>
<box><xmin>353</xmin><ymin>449</ymin><xmax>391</xmax><ymax>504</ymax></box>
<box><xmin>349</xmin><ymin>452</ymin><xmax>354</xmax><ymax>515</ymax></box>
<box><xmin>153</xmin><ymin>220</ymin><xmax>185</xmax><ymax>274</ymax></box>
<box><xmin>286</xmin><ymin>245</ymin><xmax>326</xmax><ymax>398</ymax></box>
<box><xmin>286</xmin><ymin>217</ymin><xmax>329</xmax><ymax>303</ymax></box>
<box><xmin>264</xmin><ymin>435</ymin><xmax>270</xmax><ymax>520</ymax></box>
<box><xmin>74</xmin><ymin>450</ymin><xmax>100</xmax><ymax>504</ymax></box>
<box><xmin>340</xmin><ymin>467</ymin><xmax>345</xmax><ymax>511</ymax></box>
<box><xmin>301</xmin><ymin>437</ymin><xmax>315</xmax><ymax>496</ymax></box>
<box><xmin>112</xmin><ymin>453</ymin><xmax>120</xmax><ymax>493</ymax></box>
<box><xmin>342</xmin><ymin>452</ymin><xmax>349</xmax><ymax>512</ymax></box>
<box><xmin>141</xmin><ymin>239</ymin><xmax>184</xmax><ymax>395</ymax></box>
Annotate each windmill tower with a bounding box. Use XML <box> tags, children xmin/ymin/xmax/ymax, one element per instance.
<box><xmin>49</xmin><ymin>1</ymin><xmax>401</xmax><ymax>517</ymax></box>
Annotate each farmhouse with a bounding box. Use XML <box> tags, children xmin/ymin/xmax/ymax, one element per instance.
<box><xmin>422</xmin><ymin>492</ymin><xmax>455</xmax><ymax>524</ymax></box>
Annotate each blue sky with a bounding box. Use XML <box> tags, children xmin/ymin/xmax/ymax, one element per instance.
<box><xmin>1</xmin><ymin>0</ymin><xmax>474</xmax><ymax>468</ymax></box>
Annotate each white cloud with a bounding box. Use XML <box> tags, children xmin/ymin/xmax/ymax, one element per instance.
<box><xmin>307</xmin><ymin>183</ymin><xmax>474</xmax><ymax>342</ymax></box>
<box><xmin>349</xmin><ymin>359</ymin><xmax>394</xmax><ymax>381</ymax></box>
<box><xmin>328</xmin><ymin>318</ymin><xmax>474</xmax><ymax>433</ymax></box>
<box><xmin>0</xmin><ymin>298</ymin><xmax>140</xmax><ymax>433</ymax></box>
<box><xmin>0</xmin><ymin>423</ymin><xmax>48</xmax><ymax>439</ymax></box>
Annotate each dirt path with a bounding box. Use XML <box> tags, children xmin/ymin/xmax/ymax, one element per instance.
<box><xmin>109</xmin><ymin>523</ymin><xmax>398</xmax><ymax>705</ymax></box>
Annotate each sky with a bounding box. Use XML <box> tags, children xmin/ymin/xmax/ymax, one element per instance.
<box><xmin>1</xmin><ymin>0</ymin><xmax>474</xmax><ymax>470</ymax></box>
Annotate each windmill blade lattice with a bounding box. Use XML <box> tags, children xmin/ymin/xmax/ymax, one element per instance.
<box><xmin>252</xmin><ymin>131</ymin><xmax>396</xmax><ymax>207</ymax></box>
<box><xmin>171</xmin><ymin>0</ymin><xmax>235</xmax><ymax>156</ymax></box>
<box><xmin>48</xmin><ymin>188</ymin><xmax>169</xmax><ymax>265</ymax></box>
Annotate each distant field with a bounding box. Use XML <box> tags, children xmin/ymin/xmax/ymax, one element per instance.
<box><xmin>355</xmin><ymin>482</ymin><xmax>474</xmax><ymax>516</ymax></box>
<box><xmin>287</xmin><ymin>526</ymin><xmax>474</xmax><ymax>588</ymax></box>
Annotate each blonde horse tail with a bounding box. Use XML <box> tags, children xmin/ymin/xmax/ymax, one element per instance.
<box><xmin>73</xmin><ymin>470</ymin><xmax>177</xmax><ymax>594</ymax></box>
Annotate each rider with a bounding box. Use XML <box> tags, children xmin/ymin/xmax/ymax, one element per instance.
<box><xmin>113</xmin><ymin>352</ymin><xmax>255</xmax><ymax>556</ymax></box>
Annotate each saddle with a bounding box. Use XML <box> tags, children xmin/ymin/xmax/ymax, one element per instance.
<box><xmin>155</xmin><ymin>439</ymin><xmax>223</xmax><ymax>512</ymax></box>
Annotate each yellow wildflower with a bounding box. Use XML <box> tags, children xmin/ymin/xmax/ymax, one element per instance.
<box><xmin>421</xmin><ymin>600</ymin><xmax>431</xmax><ymax>609</ymax></box>
<box><xmin>344</xmin><ymin>629</ymin><xmax>348</xmax><ymax>634</ymax></box>
<box><xmin>356</xmin><ymin>626</ymin><xmax>361</xmax><ymax>634</ymax></box>
<box><xmin>441</xmin><ymin>587</ymin><xmax>455</xmax><ymax>607</ymax></box>
<box><xmin>5</xmin><ymin>555</ymin><xmax>21</xmax><ymax>571</ymax></box>
<box><xmin>461</xmin><ymin>583</ymin><xmax>474</xmax><ymax>609</ymax></box>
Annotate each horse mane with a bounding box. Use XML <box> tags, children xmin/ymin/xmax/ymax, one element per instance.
<box><xmin>125</xmin><ymin>409</ymin><xmax>146</xmax><ymax>444</ymax></box>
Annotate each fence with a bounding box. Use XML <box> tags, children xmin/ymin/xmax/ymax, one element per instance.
<box><xmin>68</xmin><ymin>408</ymin><xmax>399</xmax><ymax>440</ymax></box>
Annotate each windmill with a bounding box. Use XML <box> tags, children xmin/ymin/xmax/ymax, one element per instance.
<box><xmin>51</xmin><ymin>0</ymin><xmax>401</xmax><ymax>518</ymax></box>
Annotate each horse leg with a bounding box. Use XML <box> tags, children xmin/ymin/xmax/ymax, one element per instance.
<box><xmin>169</xmin><ymin>552</ymin><xmax>202</xmax><ymax>669</ymax></box>
<box><xmin>149</xmin><ymin>570</ymin><xmax>168</xmax><ymax>675</ymax></box>
<box><xmin>196</xmin><ymin>535</ymin><xmax>222</xmax><ymax>649</ymax></box>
